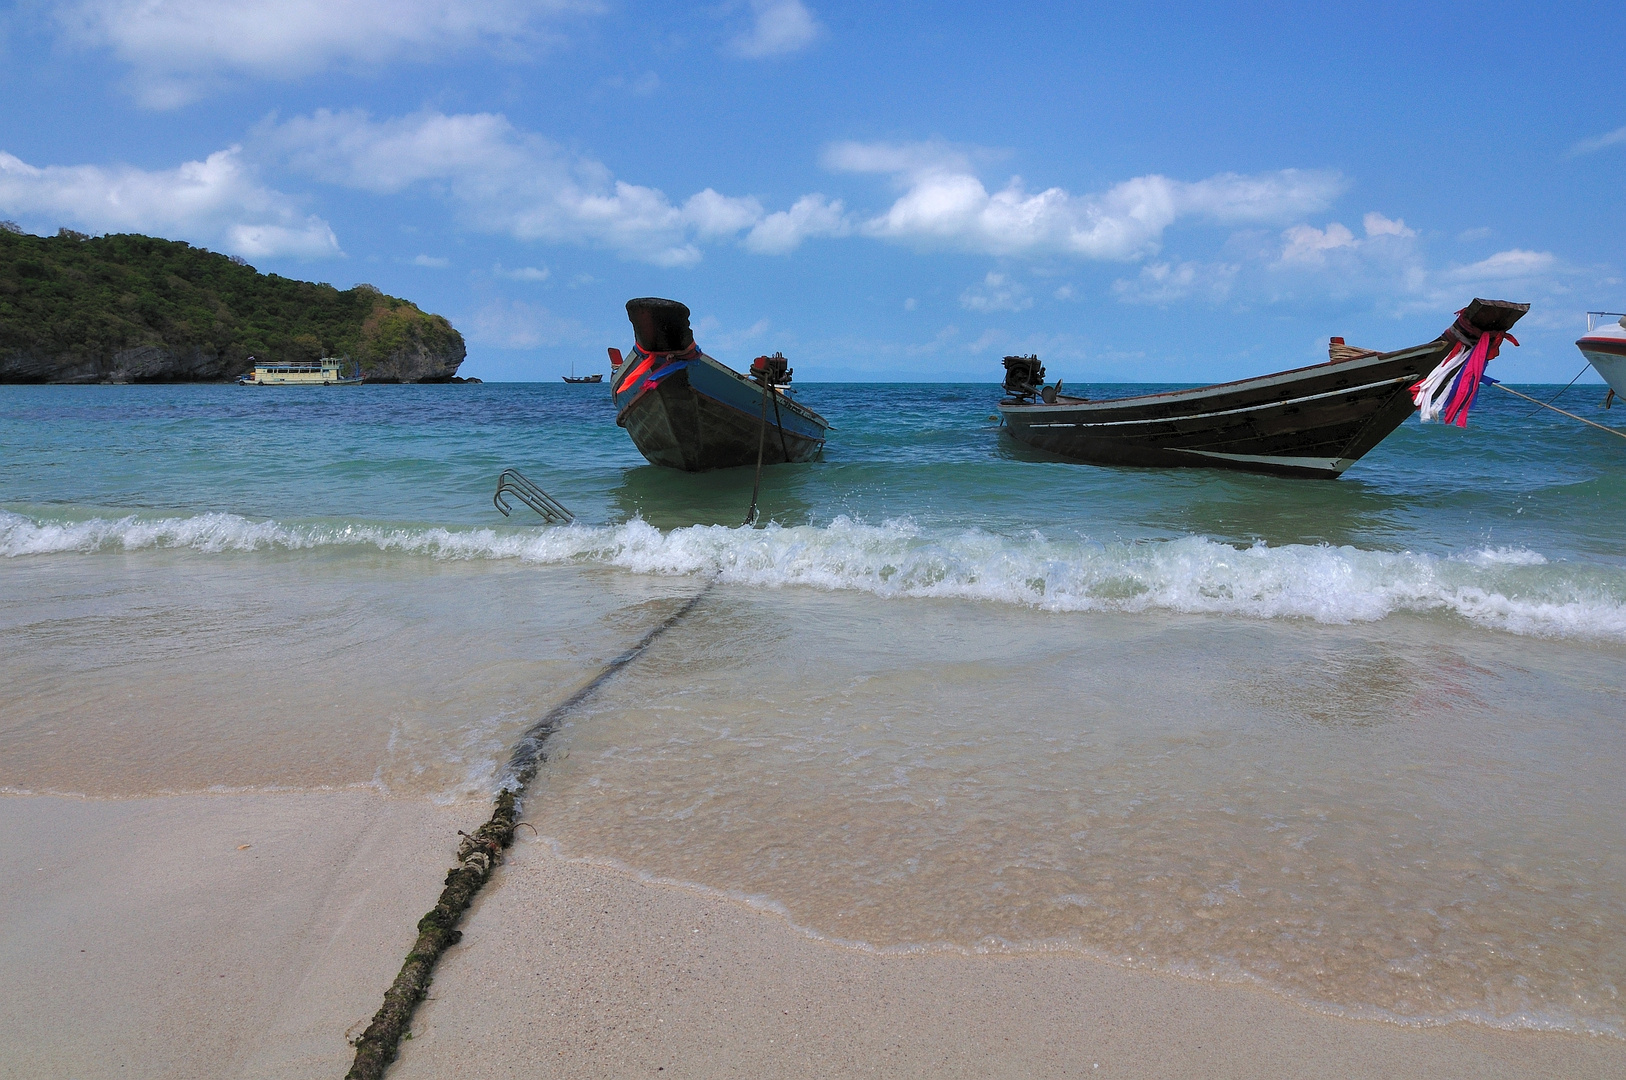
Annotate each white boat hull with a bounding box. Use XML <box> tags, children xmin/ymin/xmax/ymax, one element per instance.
<box><xmin>1578</xmin><ymin>347</ymin><xmax>1626</xmax><ymax>398</ymax></box>
<box><xmin>1577</xmin><ymin>315</ymin><xmax>1626</xmax><ymax>399</ymax></box>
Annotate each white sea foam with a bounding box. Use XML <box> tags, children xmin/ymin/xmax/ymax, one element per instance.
<box><xmin>5</xmin><ymin>509</ymin><xmax>1624</xmax><ymax>640</ymax></box>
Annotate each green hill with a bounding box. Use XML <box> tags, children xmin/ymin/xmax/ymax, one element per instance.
<box><xmin>0</xmin><ymin>226</ymin><xmax>466</xmax><ymax>383</ymax></box>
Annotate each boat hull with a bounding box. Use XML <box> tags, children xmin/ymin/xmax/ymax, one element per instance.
<box><xmin>614</xmin><ymin>353</ymin><xmax>828</xmax><ymax>472</ymax></box>
<box><xmin>999</xmin><ymin>341</ymin><xmax>1451</xmax><ymax>480</ymax></box>
<box><xmin>1577</xmin><ymin>332</ymin><xmax>1626</xmax><ymax>398</ymax></box>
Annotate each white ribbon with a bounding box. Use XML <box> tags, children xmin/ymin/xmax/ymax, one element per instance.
<box><xmin>1412</xmin><ymin>344</ymin><xmax>1467</xmax><ymax>424</ymax></box>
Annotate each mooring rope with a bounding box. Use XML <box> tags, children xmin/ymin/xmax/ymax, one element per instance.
<box><xmin>771</xmin><ymin>386</ymin><xmax>790</xmax><ymax>464</ymax></box>
<box><xmin>744</xmin><ymin>377</ymin><xmax>772</xmax><ymax>527</ymax></box>
<box><xmin>1484</xmin><ymin>379</ymin><xmax>1626</xmax><ymax>441</ymax></box>
<box><xmin>345</xmin><ymin>585</ymin><xmax>714</xmax><ymax>1080</ymax></box>
<box><xmin>1516</xmin><ymin>363</ymin><xmax>1592</xmax><ymax>419</ymax></box>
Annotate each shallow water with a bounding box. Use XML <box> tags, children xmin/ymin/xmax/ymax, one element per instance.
<box><xmin>540</xmin><ymin>586</ymin><xmax>1626</xmax><ymax>1035</ymax></box>
<box><xmin>3</xmin><ymin>381</ymin><xmax>1624</xmax><ymax>1035</ymax></box>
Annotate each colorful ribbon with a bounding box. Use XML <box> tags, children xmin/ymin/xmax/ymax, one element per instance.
<box><xmin>1412</xmin><ymin>311</ymin><xmax>1518</xmax><ymax>427</ymax></box>
<box><xmin>613</xmin><ymin>341</ymin><xmax>699</xmax><ymax>395</ymax></box>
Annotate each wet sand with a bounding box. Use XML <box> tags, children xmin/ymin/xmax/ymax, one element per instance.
<box><xmin>0</xmin><ymin>791</ymin><xmax>484</xmax><ymax>1080</ymax></box>
<box><xmin>5</xmin><ymin>791</ymin><xmax>1625</xmax><ymax>1080</ymax></box>
<box><xmin>4</xmin><ymin>554</ymin><xmax>1624</xmax><ymax>1077</ymax></box>
<box><xmin>398</xmin><ymin>837</ymin><xmax>1626</xmax><ymax>1080</ymax></box>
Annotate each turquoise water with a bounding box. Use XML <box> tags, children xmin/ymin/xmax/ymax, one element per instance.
<box><xmin>4</xmin><ymin>381</ymin><xmax>1626</xmax><ymax>1036</ymax></box>
<box><xmin>3</xmin><ymin>382</ymin><xmax>1624</xmax><ymax>635</ymax></box>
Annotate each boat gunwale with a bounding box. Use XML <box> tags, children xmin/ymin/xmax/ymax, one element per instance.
<box><xmin>614</xmin><ymin>351</ymin><xmax>831</xmax><ymax>431</ymax></box>
<box><xmin>999</xmin><ymin>340</ymin><xmax>1444</xmax><ymax>417</ymax></box>
<box><xmin>1015</xmin><ymin>373</ymin><xmax>1418</xmax><ymax>430</ymax></box>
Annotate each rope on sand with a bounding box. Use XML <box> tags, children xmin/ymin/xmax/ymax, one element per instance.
<box><xmin>345</xmin><ymin>586</ymin><xmax>713</xmax><ymax>1080</ymax></box>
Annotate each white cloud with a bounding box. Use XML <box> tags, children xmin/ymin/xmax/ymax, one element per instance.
<box><xmin>824</xmin><ymin>140</ymin><xmax>1344</xmax><ymax>259</ymax></box>
<box><xmin>1276</xmin><ymin>210</ymin><xmax>1417</xmax><ymax>267</ymax></box>
<box><xmin>265</xmin><ymin>109</ymin><xmax>835</xmax><ymax>264</ymax></box>
<box><xmin>1278</xmin><ymin>221</ymin><xmax>1357</xmax><ymax>265</ymax></box>
<box><xmin>728</xmin><ymin>0</ymin><xmax>820</xmax><ymax>58</ymax></box>
<box><xmin>1569</xmin><ymin>125</ymin><xmax>1626</xmax><ymax>157</ymax></box>
<box><xmin>743</xmin><ymin>194</ymin><xmax>848</xmax><ymax>254</ymax></box>
<box><xmin>468</xmin><ymin>299</ymin><xmax>590</xmax><ymax>348</ymax></box>
<box><xmin>412</xmin><ymin>253</ymin><xmax>449</xmax><ymax>267</ymax></box>
<box><xmin>0</xmin><ymin>146</ymin><xmax>339</xmax><ymax>258</ymax></box>
<box><xmin>702</xmin><ymin>316</ymin><xmax>772</xmax><ymax>352</ymax></box>
<box><xmin>496</xmin><ymin>264</ymin><xmax>550</xmax><ymax>281</ymax></box>
<box><xmin>1443</xmin><ymin>249</ymin><xmax>1556</xmax><ymax>282</ymax></box>
<box><xmin>1267</xmin><ymin>223</ymin><xmax>1566</xmax><ymax>315</ymax></box>
<box><xmin>683</xmin><ymin>188</ymin><xmax>765</xmax><ymax>238</ymax></box>
<box><xmin>821</xmin><ymin>140</ymin><xmax>974</xmax><ymax>177</ymax></box>
<box><xmin>54</xmin><ymin>0</ymin><xmax>598</xmax><ymax>107</ymax></box>
<box><xmin>1111</xmin><ymin>260</ymin><xmax>1239</xmax><ymax>305</ymax></box>
<box><xmin>1378</xmin><ymin>247</ymin><xmax>1569</xmax><ymax>319</ymax></box>
<box><xmin>1362</xmin><ymin>211</ymin><xmax>1415</xmax><ymax>238</ymax></box>
<box><xmin>960</xmin><ymin>272</ymin><xmax>1032</xmax><ymax>313</ymax></box>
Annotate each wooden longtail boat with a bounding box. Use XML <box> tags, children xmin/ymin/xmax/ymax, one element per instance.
<box><xmin>609</xmin><ymin>298</ymin><xmax>830</xmax><ymax>472</ymax></box>
<box><xmin>997</xmin><ymin>298</ymin><xmax>1529</xmax><ymax>480</ymax></box>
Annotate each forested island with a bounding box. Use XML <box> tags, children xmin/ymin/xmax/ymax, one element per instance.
<box><xmin>0</xmin><ymin>225</ymin><xmax>467</xmax><ymax>383</ymax></box>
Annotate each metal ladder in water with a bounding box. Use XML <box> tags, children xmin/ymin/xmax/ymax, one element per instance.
<box><xmin>493</xmin><ymin>468</ymin><xmax>575</xmax><ymax>524</ymax></box>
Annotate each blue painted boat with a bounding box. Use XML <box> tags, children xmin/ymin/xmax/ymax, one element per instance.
<box><xmin>608</xmin><ymin>298</ymin><xmax>830</xmax><ymax>472</ymax></box>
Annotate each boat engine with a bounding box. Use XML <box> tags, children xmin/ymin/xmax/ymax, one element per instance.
<box><xmin>1002</xmin><ymin>354</ymin><xmax>1045</xmax><ymax>400</ymax></box>
<box><xmin>750</xmin><ymin>352</ymin><xmax>793</xmax><ymax>386</ymax></box>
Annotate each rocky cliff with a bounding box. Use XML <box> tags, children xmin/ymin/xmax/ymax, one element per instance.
<box><xmin>0</xmin><ymin>227</ymin><xmax>465</xmax><ymax>383</ymax></box>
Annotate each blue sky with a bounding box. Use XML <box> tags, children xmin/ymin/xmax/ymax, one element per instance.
<box><xmin>1</xmin><ymin>1</ymin><xmax>1621</xmax><ymax>382</ymax></box>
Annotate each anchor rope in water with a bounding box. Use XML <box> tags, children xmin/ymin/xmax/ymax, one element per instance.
<box><xmin>744</xmin><ymin>376</ymin><xmax>771</xmax><ymax>527</ymax></box>
<box><xmin>1515</xmin><ymin>363</ymin><xmax>1593</xmax><ymax>418</ymax></box>
<box><xmin>1483</xmin><ymin>377</ymin><xmax>1626</xmax><ymax>441</ymax></box>
<box><xmin>743</xmin><ymin>354</ymin><xmax>792</xmax><ymax>527</ymax></box>
<box><xmin>345</xmin><ymin>585</ymin><xmax>714</xmax><ymax>1080</ymax></box>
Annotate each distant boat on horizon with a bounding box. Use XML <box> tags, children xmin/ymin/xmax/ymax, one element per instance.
<box><xmin>563</xmin><ymin>361</ymin><xmax>603</xmax><ymax>383</ymax></box>
<box><xmin>237</xmin><ymin>356</ymin><xmax>362</xmax><ymax>386</ymax></box>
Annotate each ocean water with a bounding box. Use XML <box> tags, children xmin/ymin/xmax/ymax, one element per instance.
<box><xmin>3</xmin><ymin>381</ymin><xmax>1625</xmax><ymax>1035</ymax></box>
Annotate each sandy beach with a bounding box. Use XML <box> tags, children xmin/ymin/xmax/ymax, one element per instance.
<box><xmin>0</xmin><ymin>791</ymin><xmax>486</xmax><ymax>1079</ymax></box>
<box><xmin>4</xmin><ymin>449</ymin><xmax>1624</xmax><ymax>1078</ymax></box>
<box><xmin>6</xmin><ymin>788</ymin><xmax>1624</xmax><ymax>1080</ymax></box>
<box><xmin>7</xmin><ymin>0</ymin><xmax>1626</xmax><ymax>1065</ymax></box>
<box><xmin>397</xmin><ymin>836</ymin><xmax>1626</xmax><ymax>1080</ymax></box>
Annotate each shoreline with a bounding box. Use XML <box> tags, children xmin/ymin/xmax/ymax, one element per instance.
<box><xmin>513</xmin><ymin>841</ymin><xmax>1626</xmax><ymax>1041</ymax></box>
<box><xmin>5</xmin><ymin>788</ymin><xmax>1622</xmax><ymax>1080</ymax></box>
<box><xmin>397</xmin><ymin>831</ymin><xmax>1626</xmax><ymax>1080</ymax></box>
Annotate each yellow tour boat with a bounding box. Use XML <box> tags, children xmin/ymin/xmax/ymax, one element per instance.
<box><xmin>237</xmin><ymin>357</ymin><xmax>362</xmax><ymax>385</ymax></box>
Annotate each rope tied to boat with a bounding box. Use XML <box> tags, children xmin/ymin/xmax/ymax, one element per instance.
<box><xmin>1481</xmin><ymin>377</ymin><xmax>1626</xmax><ymax>441</ymax></box>
<box><xmin>743</xmin><ymin>353</ymin><xmax>792</xmax><ymax>527</ymax></box>
<box><xmin>1412</xmin><ymin>309</ymin><xmax>1519</xmax><ymax>426</ymax></box>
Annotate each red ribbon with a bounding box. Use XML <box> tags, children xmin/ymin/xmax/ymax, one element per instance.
<box><xmin>613</xmin><ymin>341</ymin><xmax>700</xmax><ymax>393</ymax></box>
<box><xmin>1411</xmin><ymin>308</ymin><xmax>1520</xmax><ymax>427</ymax></box>
<box><xmin>1440</xmin><ymin>329</ymin><xmax>1518</xmax><ymax>428</ymax></box>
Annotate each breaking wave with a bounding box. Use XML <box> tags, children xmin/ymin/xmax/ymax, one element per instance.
<box><xmin>5</xmin><ymin>509</ymin><xmax>1624</xmax><ymax>640</ymax></box>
